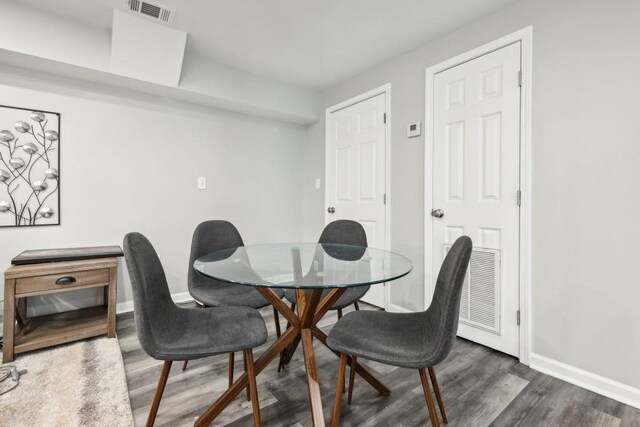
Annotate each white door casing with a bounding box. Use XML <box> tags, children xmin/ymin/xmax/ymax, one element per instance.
<box><xmin>430</xmin><ymin>42</ymin><xmax>522</xmax><ymax>357</ymax></box>
<box><xmin>325</xmin><ymin>91</ymin><xmax>388</xmax><ymax>308</ymax></box>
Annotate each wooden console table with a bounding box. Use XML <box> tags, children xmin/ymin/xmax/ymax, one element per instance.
<box><xmin>3</xmin><ymin>246</ymin><xmax>122</xmax><ymax>363</ymax></box>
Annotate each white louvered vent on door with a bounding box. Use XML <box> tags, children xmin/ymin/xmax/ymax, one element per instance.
<box><xmin>444</xmin><ymin>245</ymin><xmax>501</xmax><ymax>334</ymax></box>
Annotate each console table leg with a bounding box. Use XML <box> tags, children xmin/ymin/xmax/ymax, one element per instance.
<box><xmin>15</xmin><ymin>297</ymin><xmax>27</xmax><ymax>328</ymax></box>
<box><xmin>3</xmin><ymin>278</ymin><xmax>16</xmax><ymax>363</ymax></box>
<box><xmin>107</xmin><ymin>267</ymin><xmax>117</xmax><ymax>338</ymax></box>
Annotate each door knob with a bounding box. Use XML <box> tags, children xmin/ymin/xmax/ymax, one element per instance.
<box><xmin>431</xmin><ymin>209</ymin><xmax>444</xmax><ymax>218</ymax></box>
<box><xmin>327</xmin><ymin>207</ymin><xmax>335</xmax><ymax>214</ymax></box>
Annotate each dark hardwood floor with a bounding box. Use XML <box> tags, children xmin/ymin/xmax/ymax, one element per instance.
<box><xmin>117</xmin><ymin>303</ymin><xmax>640</xmax><ymax>426</ymax></box>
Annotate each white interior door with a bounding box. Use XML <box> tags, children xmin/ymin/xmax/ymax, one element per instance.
<box><xmin>326</xmin><ymin>93</ymin><xmax>387</xmax><ymax>308</ymax></box>
<box><xmin>431</xmin><ymin>42</ymin><xmax>521</xmax><ymax>357</ymax></box>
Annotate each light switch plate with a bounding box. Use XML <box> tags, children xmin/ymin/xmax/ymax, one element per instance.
<box><xmin>315</xmin><ymin>178</ymin><xmax>321</xmax><ymax>189</ymax></box>
<box><xmin>197</xmin><ymin>176</ymin><xmax>207</xmax><ymax>190</ymax></box>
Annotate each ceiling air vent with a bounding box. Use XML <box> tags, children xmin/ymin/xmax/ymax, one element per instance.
<box><xmin>127</xmin><ymin>0</ymin><xmax>175</xmax><ymax>24</ymax></box>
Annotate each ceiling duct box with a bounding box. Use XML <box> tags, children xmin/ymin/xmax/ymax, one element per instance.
<box><xmin>110</xmin><ymin>9</ymin><xmax>186</xmax><ymax>87</ymax></box>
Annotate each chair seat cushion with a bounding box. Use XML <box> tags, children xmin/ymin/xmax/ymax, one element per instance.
<box><xmin>191</xmin><ymin>284</ymin><xmax>284</xmax><ymax>309</ymax></box>
<box><xmin>283</xmin><ymin>286</ymin><xmax>370</xmax><ymax>310</ymax></box>
<box><xmin>151</xmin><ymin>305</ymin><xmax>267</xmax><ymax>360</ymax></box>
<box><xmin>326</xmin><ymin>310</ymin><xmax>438</xmax><ymax>369</ymax></box>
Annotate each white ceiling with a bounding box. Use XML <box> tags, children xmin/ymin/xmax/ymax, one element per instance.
<box><xmin>15</xmin><ymin>0</ymin><xmax>520</xmax><ymax>89</ymax></box>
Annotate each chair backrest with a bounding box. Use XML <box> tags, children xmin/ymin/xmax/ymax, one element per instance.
<box><xmin>319</xmin><ymin>220</ymin><xmax>368</xmax><ymax>261</ymax></box>
<box><xmin>188</xmin><ymin>220</ymin><xmax>245</xmax><ymax>292</ymax></box>
<box><xmin>123</xmin><ymin>232</ymin><xmax>178</xmax><ymax>358</ymax></box>
<box><xmin>319</xmin><ymin>220</ymin><xmax>368</xmax><ymax>246</ymax></box>
<box><xmin>423</xmin><ymin>236</ymin><xmax>472</xmax><ymax>365</ymax></box>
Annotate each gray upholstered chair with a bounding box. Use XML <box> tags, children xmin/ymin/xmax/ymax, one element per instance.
<box><xmin>123</xmin><ymin>232</ymin><xmax>267</xmax><ymax>427</ymax></box>
<box><xmin>278</xmin><ymin>220</ymin><xmax>370</xmax><ymax>371</ymax></box>
<box><xmin>284</xmin><ymin>220</ymin><xmax>370</xmax><ymax>317</ymax></box>
<box><xmin>182</xmin><ymin>220</ymin><xmax>284</xmax><ymax>382</ymax></box>
<box><xmin>327</xmin><ymin>236</ymin><xmax>472</xmax><ymax>427</ymax></box>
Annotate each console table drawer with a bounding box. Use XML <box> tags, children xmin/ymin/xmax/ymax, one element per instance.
<box><xmin>15</xmin><ymin>268</ymin><xmax>111</xmax><ymax>296</ymax></box>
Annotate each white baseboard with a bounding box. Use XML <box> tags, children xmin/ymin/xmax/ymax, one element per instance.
<box><xmin>116</xmin><ymin>291</ymin><xmax>194</xmax><ymax>314</ymax></box>
<box><xmin>386</xmin><ymin>302</ymin><xmax>413</xmax><ymax>313</ymax></box>
<box><xmin>116</xmin><ymin>300</ymin><xmax>134</xmax><ymax>314</ymax></box>
<box><xmin>530</xmin><ymin>353</ymin><xmax>640</xmax><ymax>410</ymax></box>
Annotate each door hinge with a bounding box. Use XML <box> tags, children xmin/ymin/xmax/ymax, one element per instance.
<box><xmin>517</xmin><ymin>310</ymin><xmax>521</xmax><ymax>326</ymax></box>
<box><xmin>383</xmin><ymin>113</ymin><xmax>387</xmax><ymax>124</ymax></box>
<box><xmin>517</xmin><ymin>190</ymin><xmax>522</xmax><ymax>207</ymax></box>
<box><xmin>383</xmin><ymin>193</ymin><xmax>387</xmax><ymax>205</ymax></box>
<box><xmin>518</xmin><ymin>70</ymin><xmax>523</xmax><ymax>87</ymax></box>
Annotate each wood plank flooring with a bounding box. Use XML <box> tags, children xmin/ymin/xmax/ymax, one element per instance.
<box><xmin>117</xmin><ymin>303</ymin><xmax>640</xmax><ymax>426</ymax></box>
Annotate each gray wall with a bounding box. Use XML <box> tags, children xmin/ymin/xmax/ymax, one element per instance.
<box><xmin>303</xmin><ymin>0</ymin><xmax>640</xmax><ymax>388</ymax></box>
<box><xmin>0</xmin><ymin>73</ymin><xmax>305</xmax><ymax>316</ymax></box>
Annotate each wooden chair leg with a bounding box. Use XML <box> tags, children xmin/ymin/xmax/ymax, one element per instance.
<box><xmin>277</xmin><ymin>352</ymin><xmax>284</xmax><ymax>372</ymax></box>
<box><xmin>182</xmin><ymin>360</ymin><xmax>189</xmax><ymax>371</ymax></box>
<box><xmin>331</xmin><ymin>353</ymin><xmax>348</xmax><ymax>427</ymax></box>
<box><xmin>428</xmin><ymin>367</ymin><xmax>448</xmax><ymax>423</ymax></box>
<box><xmin>243</xmin><ymin>351</ymin><xmax>250</xmax><ymax>401</ymax></box>
<box><xmin>244</xmin><ymin>349</ymin><xmax>262</xmax><ymax>427</ymax></box>
<box><xmin>347</xmin><ymin>355</ymin><xmax>357</xmax><ymax>405</ymax></box>
<box><xmin>278</xmin><ymin>303</ymin><xmax>296</xmax><ymax>372</ymax></box>
<box><xmin>337</xmin><ymin>309</ymin><xmax>343</xmax><ymax>319</ymax></box>
<box><xmin>273</xmin><ymin>306</ymin><xmax>282</xmax><ymax>338</ymax></box>
<box><xmin>227</xmin><ymin>352</ymin><xmax>235</xmax><ymax>388</ymax></box>
<box><xmin>354</xmin><ymin>301</ymin><xmax>360</xmax><ymax>310</ymax></box>
<box><xmin>146</xmin><ymin>361</ymin><xmax>172</xmax><ymax>427</ymax></box>
<box><xmin>419</xmin><ymin>368</ymin><xmax>440</xmax><ymax>427</ymax></box>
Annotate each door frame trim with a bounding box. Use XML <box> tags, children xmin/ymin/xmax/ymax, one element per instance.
<box><xmin>423</xmin><ymin>26</ymin><xmax>533</xmax><ymax>365</ymax></box>
<box><xmin>325</xmin><ymin>83</ymin><xmax>392</xmax><ymax>310</ymax></box>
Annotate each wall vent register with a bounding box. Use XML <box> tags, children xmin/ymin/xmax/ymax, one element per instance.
<box><xmin>127</xmin><ymin>0</ymin><xmax>175</xmax><ymax>24</ymax></box>
<box><xmin>444</xmin><ymin>244</ymin><xmax>501</xmax><ymax>334</ymax></box>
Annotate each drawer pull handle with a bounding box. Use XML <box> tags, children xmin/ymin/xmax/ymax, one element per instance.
<box><xmin>55</xmin><ymin>276</ymin><xmax>77</xmax><ymax>285</ymax></box>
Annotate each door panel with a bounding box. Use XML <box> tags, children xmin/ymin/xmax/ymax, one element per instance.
<box><xmin>357</xmin><ymin>141</ymin><xmax>377</xmax><ymax>201</ymax></box>
<box><xmin>432</xmin><ymin>42</ymin><xmax>521</xmax><ymax>357</ymax></box>
<box><xmin>446</xmin><ymin>121</ymin><xmax>465</xmax><ymax>201</ymax></box>
<box><xmin>326</xmin><ymin>93</ymin><xmax>387</xmax><ymax>308</ymax></box>
<box><xmin>336</xmin><ymin>148</ymin><xmax>351</xmax><ymax>201</ymax></box>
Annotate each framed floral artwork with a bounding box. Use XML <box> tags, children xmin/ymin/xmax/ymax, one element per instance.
<box><xmin>0</xmin><ymin>105</ymin><xmax>60</xmax><ymax>227</ymax></box>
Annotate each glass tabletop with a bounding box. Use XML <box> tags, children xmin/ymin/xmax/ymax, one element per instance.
<box><xmin>194</xmin><ymin>243</ymin><xmax>413</xmax><ymax>289</ymax></box>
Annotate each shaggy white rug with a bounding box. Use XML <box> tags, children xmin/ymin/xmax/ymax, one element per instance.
<box><xmin>0</xmin><ymin>337</ymin><xmax>134</xmax><ymax>426</ymax></box>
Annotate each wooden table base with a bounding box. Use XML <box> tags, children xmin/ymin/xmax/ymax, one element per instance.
<box><xmin>194</xmin><ymin>287</ymin><xmax>389</xmax><ymax>426</ymax></box>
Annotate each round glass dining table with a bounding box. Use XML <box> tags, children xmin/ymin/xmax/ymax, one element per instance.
<box><xmin>192</xmin><ymin>243</ymin><xmax>412</xmax><ymax>426</ymax></box>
